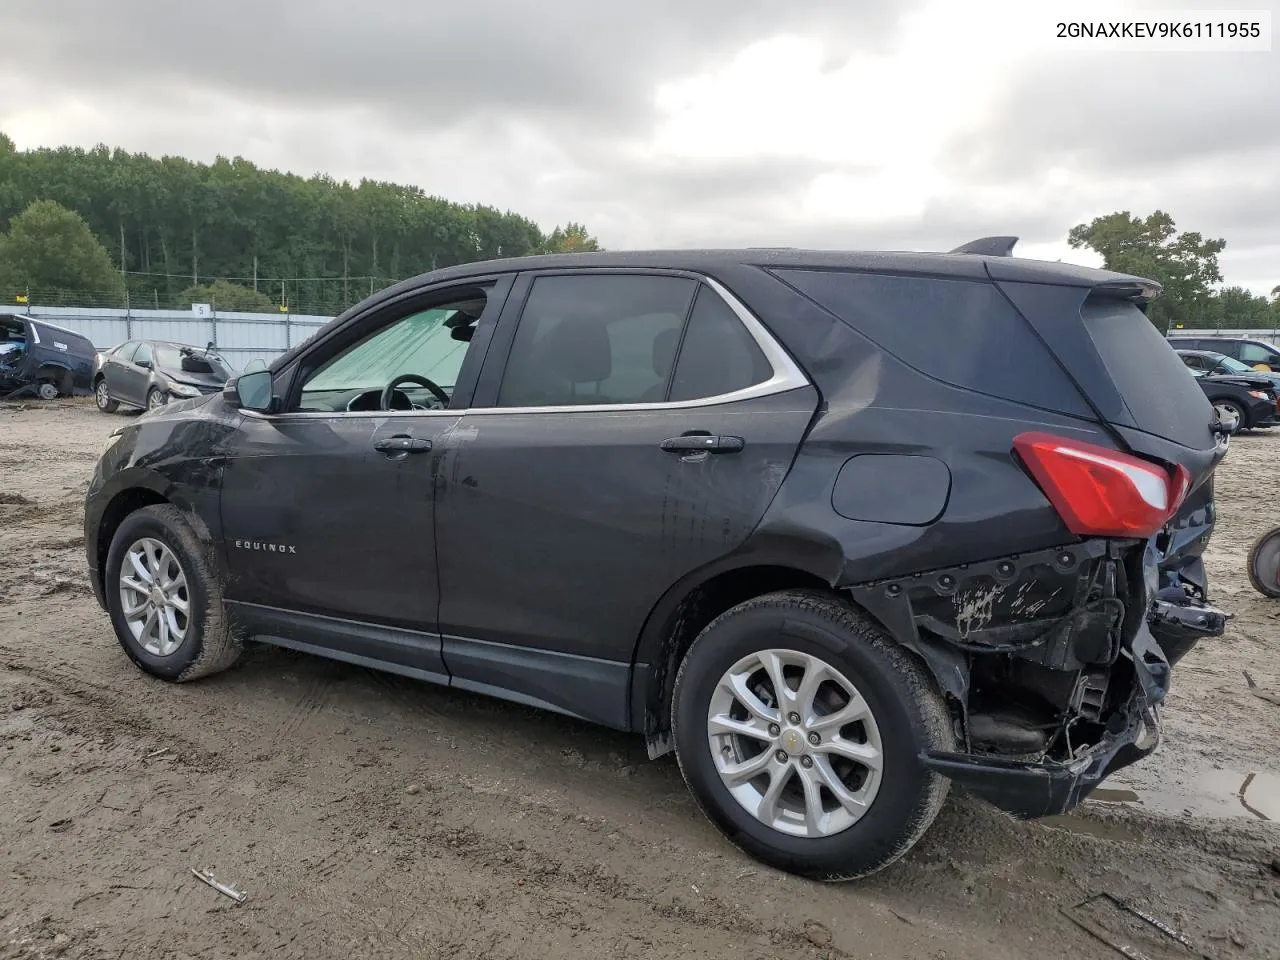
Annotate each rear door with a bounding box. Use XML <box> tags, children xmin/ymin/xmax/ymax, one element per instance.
<box><xmin>432</xmin><ymin>270</ymin><xmax>819</xmax><ymax>727</ymax></box>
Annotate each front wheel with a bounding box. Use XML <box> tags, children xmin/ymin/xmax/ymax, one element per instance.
<box><xmin>1248</xmin><ymin>525</ymin><xmax>1280</xmax><ymax>598</ymax></box>
<box><xmin>36</xmin><ymin>380</ymin><xmax>59</xmax><ymax>400</ymax></box>
<box><xmin>671</xmin><ymin>590</ymin><xmax>953</xmax><ymax>881</ymax></box>
<box><xmin>1214</xmin><ymin>399</ymin><xmax>1246</xmax><ymax>433</ymax></box>
<box><xmin>146</xmin><ymin>387</ymin><xmax>168</xmax><ymax>411</ymax></box>
<box><xmin>95</xmin><ymin>378</ymin><xmax>119</xmax><ymax>413</ymax></box>
<box><xmin>104</xmin><ymin>504</ymin><xmax>242</xmax><ymax>681</ymax></box>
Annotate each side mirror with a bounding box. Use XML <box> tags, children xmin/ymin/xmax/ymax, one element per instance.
<box><xmin>224</xmin><ymin>369</ymin><xmax>276</xmax><ymax>412</ymax></box>
<box><xmin>137</xmin><ymin>359</ymin><xmax>152</xmax><ymax>370</ymax></box>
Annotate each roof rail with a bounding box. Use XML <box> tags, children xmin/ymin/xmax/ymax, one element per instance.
<box><xmin>949</xmin><ymin>236</ymin><xmax>1018</xmax><ymax>257</ymax></box>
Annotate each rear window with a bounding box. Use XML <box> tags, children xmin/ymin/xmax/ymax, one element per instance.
<box><xmin>1081</xmin><ymin>298</ymin><xmax>1211</xmax><ymax>447</ymax></box>
<box><xmin>772</xmin><ymin>269</ymin><xmax>1089</xmax><ymax>416</ymax></box>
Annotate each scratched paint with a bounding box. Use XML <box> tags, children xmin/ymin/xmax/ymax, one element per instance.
<box><xmin>954</xmin><ymin>583</ymin><xmax>1004</xmax><ymax>639</ymax></box>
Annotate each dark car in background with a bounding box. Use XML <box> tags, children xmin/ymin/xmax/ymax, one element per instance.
<box><xmin>93</xmin><ymin>339</ymin><xmax>236</xmax><ymax>413</ymax></box>
<box><xmin>1177</xmin><ymin>348</ymin><xmax>1280</xmax><ymax>389</ymax></box>
<box><xmin>0</xmin><ymin>313</ymin><xmax>96</xmax><ymax>400</ymax></box>
<box><xmin>83</xmin><ymin>241</ymin><xmax>1227</xmax><ymax>881</ymax></box>
<box><xmin>1175</xmin><ymin>349</ymin><xmax>1279</xmax><ymax>432</ymax></box>
<box><xmin>1168</xmin><ymin>335</ymin><xmax>1280</xmax><ymax>371</ymax></box>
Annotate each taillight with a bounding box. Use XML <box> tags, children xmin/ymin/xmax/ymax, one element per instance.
<box><xmin>1012</xmin><ymin>432</ymin><xmax>1190</xmax><ymax>538</ymax></box>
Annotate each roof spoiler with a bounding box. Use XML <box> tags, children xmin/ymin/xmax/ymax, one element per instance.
<box><xmin>949</xmin><ymin>236</ymin><xmax>1018</xmax><ymax>257</ymax></box>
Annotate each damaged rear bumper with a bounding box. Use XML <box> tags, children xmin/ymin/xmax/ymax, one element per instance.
<box><xmin>850</xmin><ymin>529</ymin><xmax>1227</xmax><ymax>819</ymax></box>
<box><xmin>920</xmin><ymin>701</ymin><xmax>1160</xmax><ymax>818</ymax></box>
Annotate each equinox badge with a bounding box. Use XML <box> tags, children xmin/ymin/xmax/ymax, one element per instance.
<box><xmin>233</xmin><ymin>540</ymin><xmax>297</xmax><ymax>554</ymax></box>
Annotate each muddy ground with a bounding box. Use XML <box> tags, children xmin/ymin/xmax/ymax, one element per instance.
<box><xmin>1</xmin><ymin>399</ymin><xmax>1277</xmax><ymax>960</ymax></box>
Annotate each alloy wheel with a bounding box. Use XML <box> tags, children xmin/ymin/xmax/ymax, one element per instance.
<box><xmin>707</xmin><ymin>648</ymin><xmax>883</xmax><ymax>838</ymax></box>
<box><xmin>119</xmin><ymin>537</ymin><xmax>191</xmax><ymax>657</ymax></box>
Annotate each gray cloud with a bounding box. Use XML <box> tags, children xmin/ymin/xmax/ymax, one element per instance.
<box><xmin>1</xmin><ymin>0</ymin><xmax>1276</xmax><ymax>294</ymax></box>
<box><xmin>3</xmin><ymin>0</ymin><xmax>909</xmax><ymax>135</ymax></box>
<box><xmin>944</xmin><ymin>49</ymin><xmax>1280</xmax><ymax>181</ymax></box>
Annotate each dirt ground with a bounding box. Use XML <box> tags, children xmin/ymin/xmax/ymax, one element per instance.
<box><xmin>1</xmin><ymin>399</ymin><xmax>1278</xmax><ymax>960</ymax></box>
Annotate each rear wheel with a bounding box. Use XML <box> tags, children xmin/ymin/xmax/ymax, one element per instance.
<box><xmin>95</xmin><ymin>378</ymin><xmax>119</xmax><ymax>413</ymax></box>
<box><xmin>146</xmin><ymin>387</ymin><xmax>168</xmax><ymax>411</ymax></box>
<box><xmin>104</xmin><ymin>504</ymin><xmax>242</xmax><ymax>681</ymax></box>
<box><xmin>1247</xmin><ymin>526</ymin><xmax>1280</xmax><ymax>598</ymax></box>
<box><xmin>1214</xmin><ymin>399</ymin><xmax>1246</xmax><ymax>433</ymax></box>
<box><xmin>671</xmin><ymin>589</ymin><xmax>953</xmax><ymax>881</ymax></box>
<box><xmin>36</xmin><ymin>380</ymin><xmax>59</xmax><ymax>401</ymax></box>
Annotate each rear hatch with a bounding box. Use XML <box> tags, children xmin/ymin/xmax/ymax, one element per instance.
<box><xmin>988</xmin><ymin>267</ymin><xmax>1223</xmax><ymax>484</ymax></box>
<box><xmin>988</xmin><ymin>264</ymin><xmax>1228</xmax><ymax>655</ymax></box>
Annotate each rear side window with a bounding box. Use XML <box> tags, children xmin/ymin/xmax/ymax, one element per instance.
<box><xmin>668</xmin><ymin>286</ymin><xmax>773</xmax><ymax>402</ymax></box>
<box><xmin>1081</xmin><ymin>298</ymin><xmax>1210</xmax><ymax>447</ymax></box>
<box><xmin>773</xmin><ymin>269</ymin><xmax>1089</xmax><ymax>416</ymax></box>
<box><xmin>497</xmin><ymin>274</ymin><xmax>696</xmax><ymax>407</ymax></box>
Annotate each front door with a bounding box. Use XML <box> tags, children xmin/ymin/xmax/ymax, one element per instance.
<box><xmin>218</xmin><ymin>280</ymin><xmax>507</xmax><ymax>678</ymax></box>
<box><xmin>433</xmin><ymin>272</ymin><xmax>818</xmax><ymax>726</ymax></box>
<box><xmin>106</xmin><ymin>341</ymin><xmax>148</xmax><ymax>405</ymax></box>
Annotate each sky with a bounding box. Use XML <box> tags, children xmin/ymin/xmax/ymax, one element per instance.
<box><xmin>0</xmin><ymin>0</ymin><xmax>1277</xmax><ymax>295</ymax></box>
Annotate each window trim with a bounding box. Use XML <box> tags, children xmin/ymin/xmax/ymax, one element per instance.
<box><xmin>475</xmin><ymin>274</ymin><xmax>809</xmax><ymax>415</ymax></box>
<box><xmin>241</xmin><ymin>273</ymin><xmax>809</xmax><ymax>421</ymax></box>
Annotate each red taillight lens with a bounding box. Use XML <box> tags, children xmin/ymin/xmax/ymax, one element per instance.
<box><xmin>1012</xmin><ymin>432</ymin><xmax>1189</xmax><ymax>538</ymax></box>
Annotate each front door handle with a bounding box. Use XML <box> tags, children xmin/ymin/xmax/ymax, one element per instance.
<box><xmin>374</xmin><ymin>435</ymin><xmax>432</xmax><ymax>454</ymax></box>
<box><xmin>660</xmin><ymin>434</ymin><xmax>744</xmax><ymax>454</ymax></box>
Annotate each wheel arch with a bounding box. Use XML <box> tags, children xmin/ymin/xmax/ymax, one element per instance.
<box><xmin>627</xmin><ymin>548</ymin><xmax>845</xmax><ymax>755</ymax></box>
<box><xmin>34</xmin><ymin>362</ymin><xmax>73</xmax><ymax>393</ymax></box>
<box><xmin>92</xmin><ymin>474</ymin><xmax>221</xmax><ymax>603</ymax></box>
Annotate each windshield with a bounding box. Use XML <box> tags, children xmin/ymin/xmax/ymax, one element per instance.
<box><xmin>1212</xmin><ymin>354</ymin><xmax>1254</xmax><ymax>374</ymax></box>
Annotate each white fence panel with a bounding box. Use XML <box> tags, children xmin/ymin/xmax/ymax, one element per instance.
<box><xmin>22</xmin><ymin>305</ymin><xmax>337</xmax><ymax>369</ymax></box>
<box><xmin>129</xmin><ymin>318</ymin><xmax>216</xmax><ymax>345</ymax></box>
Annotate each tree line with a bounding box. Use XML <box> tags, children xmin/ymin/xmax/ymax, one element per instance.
<box><xmin>0</xmin><ymin>132</ymin><xmax>598</xmax><ymax>315</ymax></box>
<box><xmin>1</xmin><ymin>131</ymin><xmax>1275</xmax><ymax>331</ymax></box>
<box><xmin>1068</xmin><ymin>210</ymin><xmax>1278</xmax><ymax>333</ymax></box>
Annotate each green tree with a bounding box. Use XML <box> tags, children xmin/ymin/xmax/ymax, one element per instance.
<box><xmin>542</xmin><ymin>221</ymin><xmax>601</xmax><ymax>253</ymax></box>
<box><xmin>0</xmin><ymin>199</ymin><xmax>124</xmax><ymax>305</ymax></box>
<box><xmin>177</xmin><ymin>278</ymin><xmax>276</xmax><ymax>313</ymax></box>
<box><xmin>1067</xmin><ymin>210</ymin><xmax>1225</xmax><ymax>332</ymax></box>
<box><xmin>0</xmin><ymin>131</ymin><xmax>603</xmax><ymax>315</ymax></box>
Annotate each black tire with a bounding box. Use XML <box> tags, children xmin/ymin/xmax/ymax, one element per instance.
<box><xmin>1247</xmin><ymin>526</ymin><xmax>1280</xmax><ymax>599</ymax></box>
<box><xmin>104</xmin><ymin>504</ymin><xmax>242</xmax><ymax>682</ymax></box>
<box><xmin>94</xmin><ymin>377</ymin><xmax>119</xmax><ymax>413</ymax></box>
<box><xmin>672</xmin><ymin>589</ymin><xmax>953</xmax><ymax>881</ymax></box>
<box><xmin>1215</xmin><ymin>399</ymin><xmax>1246</xmax><ymax>433</ymax></box>
<box><xmin>145</xmin><ymin>387</ymin><xmax>168</xmax><ymax>411</ymax></box>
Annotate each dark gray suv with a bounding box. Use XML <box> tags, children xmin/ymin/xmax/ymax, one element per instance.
<box><xmin>1168</xmin><ymin>335</ymin><xmax>1280</xmax><ymax>370</ymax></box>
<box><xmin>84</xmin><ymin>241</ymin><xmax>1227</xmax><ymax>880</ymax></box>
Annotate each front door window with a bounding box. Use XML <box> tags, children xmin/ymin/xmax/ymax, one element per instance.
<box><xmin>296</xmin><ymin>294</ymin><xmax>487</xmax><ymax>413</ymax></box>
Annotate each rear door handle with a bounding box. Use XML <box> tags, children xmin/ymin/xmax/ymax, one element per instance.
<box><xmin>374</xmin><ymin>435</ymin><xmax>432</xmax><ymax>453</ymax></box>
<box><xmin>660</xmin><ymin>434</ymin><xmax>744</xmax><ymax>454</ymax></box>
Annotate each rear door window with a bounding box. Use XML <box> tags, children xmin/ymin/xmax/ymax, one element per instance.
<box><xmin>668</xmin><ymin>286</ymin><xmax>773</xmax><ymax>402</ymax></box>
<box><xmin>496</xmin><ymin>274</ymin><xmax>696</xmax><ymax>407</ymax></box>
